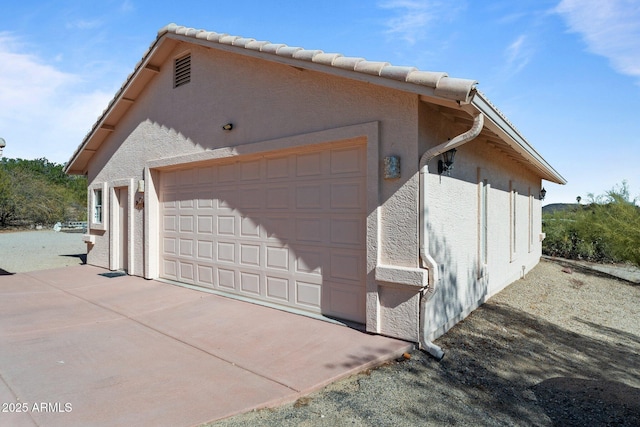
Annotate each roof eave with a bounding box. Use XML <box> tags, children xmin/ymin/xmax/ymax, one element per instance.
<box><xmin>64</xmin><ymin>26</ymin><xmax>478</xmax><ymax>175</ymax></box>
<box><xmin>69</xmin><ymin>23</ymin><xmax>556</xmax><ymax>185</ymax></box>
<box><xmin>64</xmin><ymin>25</ymin><xmax>478</xmax><ymax>175</ymax></box>
<box><xmin>64</xmin><ymin>35</ymin><xmax>175</xmax><ymax>175</ymax></box>
<box><xmin>466</xmin><ymin>91</ymin><xmax>567</xmax><ymax>185</ymax></box>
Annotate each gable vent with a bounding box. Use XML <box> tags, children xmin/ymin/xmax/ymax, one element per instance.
<box><xmin>174</xmin><ymin>54</ymin><xmax>191</xmax><ymax>88</ymax></box>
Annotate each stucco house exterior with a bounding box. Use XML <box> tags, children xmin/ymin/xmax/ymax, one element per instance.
<box><xmin>65</xmin><ymin>24</ymin><xmax>565</xmax><ymax>357</ymax></box>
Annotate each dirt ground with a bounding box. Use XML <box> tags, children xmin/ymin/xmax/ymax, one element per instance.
<box><xmin>210</xmin><ymin>259</ymin><xmax>640</xmax><ymax>426</ymax></box>
<box><xmin>0</xmin><ymin>229</ymin><xmax>86</xmax><ymax>274</ymax></box>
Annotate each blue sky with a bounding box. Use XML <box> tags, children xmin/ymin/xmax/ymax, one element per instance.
<box><xmin>1</xmin><ymin>0</ymin><xmax>638</xmax><ymax>205</ymax></box>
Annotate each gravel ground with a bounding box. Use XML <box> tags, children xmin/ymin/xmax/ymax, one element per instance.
<box><xmin>210</xmin><ymin>260</ymin><xmax>640</xmax><ymax>427</ymax></box>
<box><xmin>0</xmin><ymin>229</ymin><xmax>87</xmax><ymax>274</ymax></box>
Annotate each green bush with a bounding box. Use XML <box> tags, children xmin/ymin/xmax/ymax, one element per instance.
<box><xmin>543</xmin><ymin>181</ymin><xmax>640</xmax><ymax>267</ymax></box>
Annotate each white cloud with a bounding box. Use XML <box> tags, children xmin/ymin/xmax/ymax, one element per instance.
<box><xmin>497</xmin><ymin>12</ymin><xmax>527</xmax><ymax>25</ymax></box>
<box><xmin>378</xmin><ymin>0</ymin><xmax>463</xmax><ymax>44</ymax></box>
<box><xmin>65</xmin><ymin>19</ymin><xmax>103</xmax><ymax>30</ymax></box>
<box><xmin>505</xmin><ymin>34</ymin><xmax>533</xmax><ymax>75</ymax></box>
<box><xmin>555</xmin><ymin>0</ymin><xmax>640</xmax><ymax>79</ymax></box>
<box><xmin>0</xmin><ymin>35</ymin><xmax>73</xmax><ymax>110</ymax></box>
<box><xmin>0</xmin><ymin>33</ymin><xmax>112</xmax><ymax>163</ymax></box>
<box><xmin>120</xmin><ymin>0</ymin><xmax>135</xmax><ymax>13</ymax></box>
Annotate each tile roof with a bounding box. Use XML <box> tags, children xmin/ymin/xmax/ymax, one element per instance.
<box><xmin>65</xmin><ymin>23</ymin><xmax>565</xmax><ymax>184</ymax></box>
<box><xmin>159</xmin><ymin>23</ymin><xmax>478</xmax><ymax>103</ymax></box>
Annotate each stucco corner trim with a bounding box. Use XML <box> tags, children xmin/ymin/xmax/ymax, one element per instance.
<box><xmin>375</xmin><ymin>265</ymin><xmax>428</xmax><ymax>289</ymax></box>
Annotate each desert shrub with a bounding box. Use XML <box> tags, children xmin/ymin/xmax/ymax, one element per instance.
<box><xmin>543</xmin><ymin>181</ymin><xmax>640</xmax><ymax>267</ymax></box>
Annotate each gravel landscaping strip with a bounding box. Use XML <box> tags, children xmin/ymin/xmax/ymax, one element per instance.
<box><xmin>209</xmin><ymin>259</ymin><xmax>640</xmax><ymax>426</ymax></box>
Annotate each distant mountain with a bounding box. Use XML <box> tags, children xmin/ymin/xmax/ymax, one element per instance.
<box><xmin>543</xmin><ymin>203</ymin><xmax>580</xmax><ymax>214</ymax></box>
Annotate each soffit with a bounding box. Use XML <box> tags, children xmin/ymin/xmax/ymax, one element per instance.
<box><xmin>432</xmin><ymin>100</ymin><xmax>566</xmax><ymax>184</ymax></box>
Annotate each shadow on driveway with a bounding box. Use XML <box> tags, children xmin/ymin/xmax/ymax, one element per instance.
<box><xmin>60</xmin><ymin>254</ymin><xmax>87</xmax><ymax>264</ymax></box>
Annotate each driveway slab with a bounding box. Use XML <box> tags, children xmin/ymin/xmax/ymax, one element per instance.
<box><xmin>0</xmin><ymin>265</ymin><xmax>412</xmax><ymax>426</ymax></box>
<box><xmin>137</xmin><ymin>296</ymin><xmax>409</xmax><ymax>392</ymax></box>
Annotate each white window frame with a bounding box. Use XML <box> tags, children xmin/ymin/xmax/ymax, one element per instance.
<box><xmin>510</xmin><ymin>181</ymin><xmax>518</xmax><ymax>262</ymax></box>
<box><xmin>477</xmin><ymin>168</ymin><xmax>489</xmax><ymax>278</ymax></box>
<box><xmin>89</xmin><ymin>182</ymin><xmax>108</xmax><ymax>231</ymax></box>
<box><xmin>94</xmin><ymin>189</ymin><xmax>103</xmax><ymax>223</ymax></box>
<box><xmin>528</xmin><ymin>187</ymin><xmax>534</xmax><ymax>253</ymax></box>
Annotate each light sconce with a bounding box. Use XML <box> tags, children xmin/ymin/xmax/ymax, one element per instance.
<box><xmin>540</xmin><ymin>187</ymin><xmax>547</xmax><ymax>201</ymax></box>
<box><xmin>137</xmin><ymin>179</ymin><xmax>145</xmax><ymax>193</ymax></box>
<box><xmin>135</xmin><ymin>196</ymin><xmax>144</xmax><ymax>210</ymax></box>
<box><xmin>383</xmin><ymin>155</ymin><xmax>401</xmax><ymax>180</ymax></box>
<box><xmin>222</xmin><ymin>123</ymin><xmax>233</xmax><ymax>131</ymax></box>
<box><xmin>438</xmin><ymin>148</ymin><xmax>457</xmax><ymax>175</ymax></box>
<box><xmin>0</xmin><ymin>137</ymin><xmax>6</xmax><ymax>157</ymax></box>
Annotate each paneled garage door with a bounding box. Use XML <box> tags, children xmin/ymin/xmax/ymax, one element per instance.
<box><xmin>160</xmin><ymin>143</ymin><xmax>366</xmax><ymax>323</ymax></box>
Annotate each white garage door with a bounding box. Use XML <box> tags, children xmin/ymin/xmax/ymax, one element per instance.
<box><xmin>160</xmin><ymin>143</ymin><xmax>366</xmax><ymax>323</ymax></box>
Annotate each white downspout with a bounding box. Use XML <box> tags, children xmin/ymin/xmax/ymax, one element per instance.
<box><xmin>418</xmin><ymin>113</ymin><xmax>484</xmax><ymax>359</ymax></box>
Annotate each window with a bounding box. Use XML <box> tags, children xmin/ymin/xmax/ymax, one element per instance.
<box><xmin>174</xmin><ymin>54</ymin><xmax>191</xmax><ymax>88</ymax></box>
<box><xmin>94</xmin><ymin>189</ymin><xmax>103</xmax><ymax>223</ymax></box>
<box><xmin>89</xmin><ymin>183</ymin><xmax>107</xmax><ymax>231</ymax></box>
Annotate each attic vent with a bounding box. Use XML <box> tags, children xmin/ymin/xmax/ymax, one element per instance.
<box><xmin>174</xmin><ymin>54</ymin><xmax>191</xmax><ymax>88</ymax></box>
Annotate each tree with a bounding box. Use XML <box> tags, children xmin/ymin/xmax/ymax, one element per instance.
<box><xmin>0</xmin><ymin>168</ymin><xmax>17</xmax><ymax>226</ymax></box>
<box><xmin>0</xmin><ymin>157</ymin><xmax>87</xmax><ymax>227</ymax></box>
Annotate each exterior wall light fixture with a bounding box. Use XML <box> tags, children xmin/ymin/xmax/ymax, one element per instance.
<box><xmin>0</xmin><ymin>138</ymin><xmax>6</xmax><ymax>157</ymax></box>
<box><xmin>438</xmin><ymin>148</ymin><xmax>457</xmax><ymax>175</ymax></box>
<box><xmin>383</xmin><ymin>155</ymin><xmax>401</xmax><ymax>179</ymax></box>
<box><xmin>222</xmin><ymin>123</ymin><xmax>233</xmax><ymax>131</ymax></box>
<box><xmin>540</xmin><ymin>187</ymin><xmax>547</xmax><ymax>200</ymax></box>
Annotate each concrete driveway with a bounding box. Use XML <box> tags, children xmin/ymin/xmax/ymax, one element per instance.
<box><xmin>0</xmin><ymin>266</ymin><xmax>411</xmax><ymax>427</ymax></box>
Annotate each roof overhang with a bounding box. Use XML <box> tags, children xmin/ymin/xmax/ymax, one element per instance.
<box><xmin>419</xmin><ymin>91</ymin><xmax>567</xmax><ymax>185</ymax></box>
<box><xmin>65</xmin><ymin>23</ymin><xmax>565</xmax><ymax>186</ymax></box>
<box><xmin>468</xmin><ymin>92</ymin><xmax>566</xmax><ymax>184</ymax></box>
<box><xmin>64</xmin><ymin>24</ymin><xmax>480</xmax><ymax>175</ymax></box>
<box><xmin>64</xmin><ymin>35</ymin><xmax>178</xmax><ymax>175</ymax></box>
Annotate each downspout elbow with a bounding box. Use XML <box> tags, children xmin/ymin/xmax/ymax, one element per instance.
<box><xmin>419</xmin><ymin>113</ymin><xmax>485</xmax><ymax>169</ymax></box>
<box><xmin>418</xmin><ymin>113</ymin><xmax>484</xmax><ymax>360</ymax></box>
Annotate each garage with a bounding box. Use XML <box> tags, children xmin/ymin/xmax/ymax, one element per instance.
<box><xmin>159</xmin><ymin>142</ymin><xmax>367</xmax><ymax>323</ymax></box>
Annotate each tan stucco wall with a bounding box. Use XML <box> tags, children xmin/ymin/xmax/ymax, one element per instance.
<box><xmin>419</xmin><ymin>107</ymin><xmax>543</xmax><ymax>339</ymax></box>
<box><xmin>83</xmin><ymin>40</ymin><xmax>545</xmax><ymax>344</ymax></box>
<box><xmin>85</xmin><ymin>41</ymin><xmax>424</xmax><ymax>340</ymax></box>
